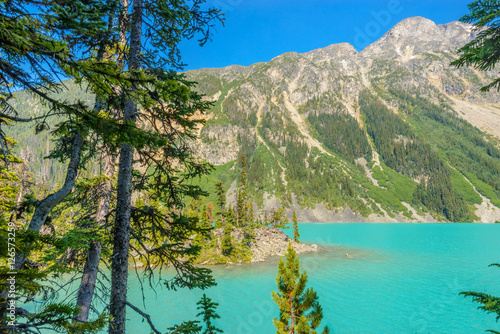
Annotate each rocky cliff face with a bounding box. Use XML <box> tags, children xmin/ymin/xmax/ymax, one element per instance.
<box><xmin>186</xmin><ymin>16</ymin><xmax>500</xmax><ymax>223</ymax></box>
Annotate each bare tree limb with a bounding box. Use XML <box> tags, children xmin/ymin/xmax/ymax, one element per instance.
<box><xmin>125</xmin><ymin>301</ymin><xmax>162</xmax><ymax>334</ymax></box>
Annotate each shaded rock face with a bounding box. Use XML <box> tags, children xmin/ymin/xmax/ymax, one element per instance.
<box><xmin>213</xmin><ymin>226</ymin><xmax>318</xmax><ymax>262</ymax></box>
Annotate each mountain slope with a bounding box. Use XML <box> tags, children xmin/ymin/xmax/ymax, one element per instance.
<box><xmin>5</xmin><ymin>17</ymin><xmax>500</xmax><ymax>222</ymax></box>
<box><xmin>185</xmin><ymin>17</ymin><xmax>500</xmax><ymax>222</ymax></box>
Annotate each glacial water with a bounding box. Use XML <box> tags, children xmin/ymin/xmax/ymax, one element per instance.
<box><xmin>125</xmin><ymin>223</ymin><xmax>500</xmax><ymax>334</ymax></box>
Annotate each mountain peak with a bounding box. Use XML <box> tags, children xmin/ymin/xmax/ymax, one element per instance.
<box><xmin>388</xmin><ymin>16</ymin><xmax>437</xmax><ymax>37</ymax></box>
<box><xmin>361</xmin><ymin>16</ymin><xmax>473</xmax><ymax>58</ymax></box>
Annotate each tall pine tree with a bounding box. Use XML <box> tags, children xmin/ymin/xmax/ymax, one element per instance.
<box><xmin>292</xmin><ymin>209</ymin><xmax>300</xmax><ymax>243</ymax></box>
<box><xmin>196</xmin><ymin>294</ymin><xmax>223</xmax><ymax>334</ymax></box>
<box><xmin>236</xmin><ymin>154</ymin><xmax>248</xmax><ymax>226</ymax></box>
<box><xmin>215</xmin><ymin>181</ymin><xmax>226</xmax><ymax>228</ymax></box>
<box><xmin>272</xmin><ymin>243</ymin><xmax>330</xmax><ymax>334</ymax></box>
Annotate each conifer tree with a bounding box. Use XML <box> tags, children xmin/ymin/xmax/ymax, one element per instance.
<box><xmin>108</xmin><ymin>0</ymin><xmax>143</xmax><ymax>328</ymax></box>
<box><xmin>196</xmin><ymin>294</ymin><xmax>223</xmax><ymax>334</ymax></box>
<box><xmin>460</xmin><ymin>263</ymin><xmax>500</xmax><ymax>333</ymax></box>
<box><xmin>215</xmin><ymin>181</ymin><xmax>226</xmax><ymax>227</ymax></box>
<box><xmin>221</xmin><ymin>206</ymin><xmax>233</xmax><ymax>255</ymax></box>
<box><xmin>247</xmin><ymin>201</ymin><xmax>255</xmax><ymax>226</ymax></box>
<box><xmin>0</xmin><ymin>1</ymin><xmax>122</xmax><ymax>332</ymax></box>
<box><xmin>106</xmin><ymin>2</ymin><xmax>223</xmax><ymax>331</ymax></box>
<box><xmin>226</xmin><ymin>207</ymin><xmax>235</xmax><ymax>226</ymax></box>
<box><xmin>236</xmin><ymin>154</ymin><xmax>248</xmax><ymax>226</ymax></box>
<box><xmin>167</xmin><ymin>294</ymin><xmax>222</xmax><ymax>334</ymax></box>
<box><xmin>200</xmin><ymin>204</ymin><xmax>211</xmax><ymax>229</ymax></box>
<box><xmin>221</xmin><ymin>223</ymin><xmax>232</xmax><ymax>256</ymax></box>
<box><xmin>207</xmin><ymin>202</ymin><xmax>215</xmax><ymax>225</ymax></box>
<box><xmin>271</xmin><ymin>207</ymin><xmax>289</xmax><ymax>229</ymax></box>
<box><xmin>452</xmin><ymin>1</ymin><xmax>500</xmax><ymax>91</ymax></box>
<box><xmin>292</xmin><ymin>209</ymin><xmax>300</xmax><ymax>243</ymax></box>
<box><xmin>1</xmin><ymin>1</ymin><xmax>223</xmax><ymax>333</ymax></box>
<box><xmin>272</xmin><ymin>243</ymin><xmax>330</xmax><ymax>334</ymax></box>
<box><xmin>243</xmin><ymin>200</ymin><xmax>256</xmax><ymax>242</ymax></box>
<box><xmin>0</xmin><ymin>142</ymin><xmax>109</xmax><ymax>333</ymax></box>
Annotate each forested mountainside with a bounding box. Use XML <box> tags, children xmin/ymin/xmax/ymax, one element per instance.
<box><xmin>6</xmin><ymin>80</ymin><xmax>95</xmax><ymax>188</ymax></box>
<box><xmin>7</xmin><ymin>16</ymin><xmax>500</xmax><ymax>222</ymax></box>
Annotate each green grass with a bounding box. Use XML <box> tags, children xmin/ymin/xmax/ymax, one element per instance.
<box><xmin>185</xmin><ymin>160</ymin><xmax>237</xmax><ymax>205</ymax></box>
<box><xmin>372</xmin><ymin>164</ymin><xmax>417</xmax><ymax>203</ymax></box>
<box><xmin>372</xmin><ymin>166</ymin><xmax>389</xmax><ymax>187</ymax></box>
<box><xmin>449</xmin><ymin>168</ymin><xmax>482</xmax><ymax>205</ymax></box>
<box><xmin>368</xmin><ymin>164</ymin><xmax>418</xmax><ymax>217</ymax></box>
<box><xmin>463</xmin><ymin>172</ymin><xmax>500</xmax><ymax>208</ymax></box>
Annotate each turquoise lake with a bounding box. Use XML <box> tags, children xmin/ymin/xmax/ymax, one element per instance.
<box><xmin>125</xmin><ymin>223</ymin><xmax>500</xmax><ymax>334</ymax></box>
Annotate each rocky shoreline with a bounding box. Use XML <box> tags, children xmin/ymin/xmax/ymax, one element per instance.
<box><xmin>212</xmin><ymin>226</ymin><xmax>319</xmax><ymax>263</ymax></box>
<box><xmin>132</xmin><ymin>226</ymin><xmax>319</xmax><ymax>268</ymax></box>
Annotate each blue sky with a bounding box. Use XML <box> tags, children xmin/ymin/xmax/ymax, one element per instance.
<box><xmin>179</xmin><ymin>0</ymin><xmax>473</xmax><ymax>70</ymax></box>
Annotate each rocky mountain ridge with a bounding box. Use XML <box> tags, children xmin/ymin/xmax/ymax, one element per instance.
<box><xmin>186</xmin><ymin>16</ymin><xmax>500</xmax><ymax>223</ymax></box>
<box><xmin>7</xmin><ymin>17</ymin><xmax>500</xmax><ymax>223</ymax></box>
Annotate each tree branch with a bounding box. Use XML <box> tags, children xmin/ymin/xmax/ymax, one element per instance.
<box><xmin>125</xmin><ymin>301</ymin><xmax>162</xmax><ymax>334</ymax></box>
<box><xmin>14</xmin><ymin>131</ymin><xmax>83</xmax><ymax>269</ymax></box>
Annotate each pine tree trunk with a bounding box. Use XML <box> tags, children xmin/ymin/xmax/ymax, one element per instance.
<box><xmin>108</xmin><ymin>115</ymin><xmax>134</xmax><ymax>334</ymax></box>
<box><xmin>75</xmin><ymin>3</ymin><xmax>127</xmax><ymax>321</ymax></box>
<box><xmin>13</xmin><ymin>132</ymin><xmax>82</xmax><ymax>269</ymax></box>
<box><xmin>76</xmin><ymin>240</ymin><xmax>102</xmax><ymax>320</ymax></box>
<box><xmin>289</xmin><ymin>292</ymin><xmax>295</xmax><ymax>334</ymax></box>
<box><xmin>108</xmin><ymin>0</ymin><xmax>142</xmax><ymax>332</ymax></box>
<box><xmin>76</xmin><ymin>151</ymin><xmax>114</xmax><ymax>321</ymax></box>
